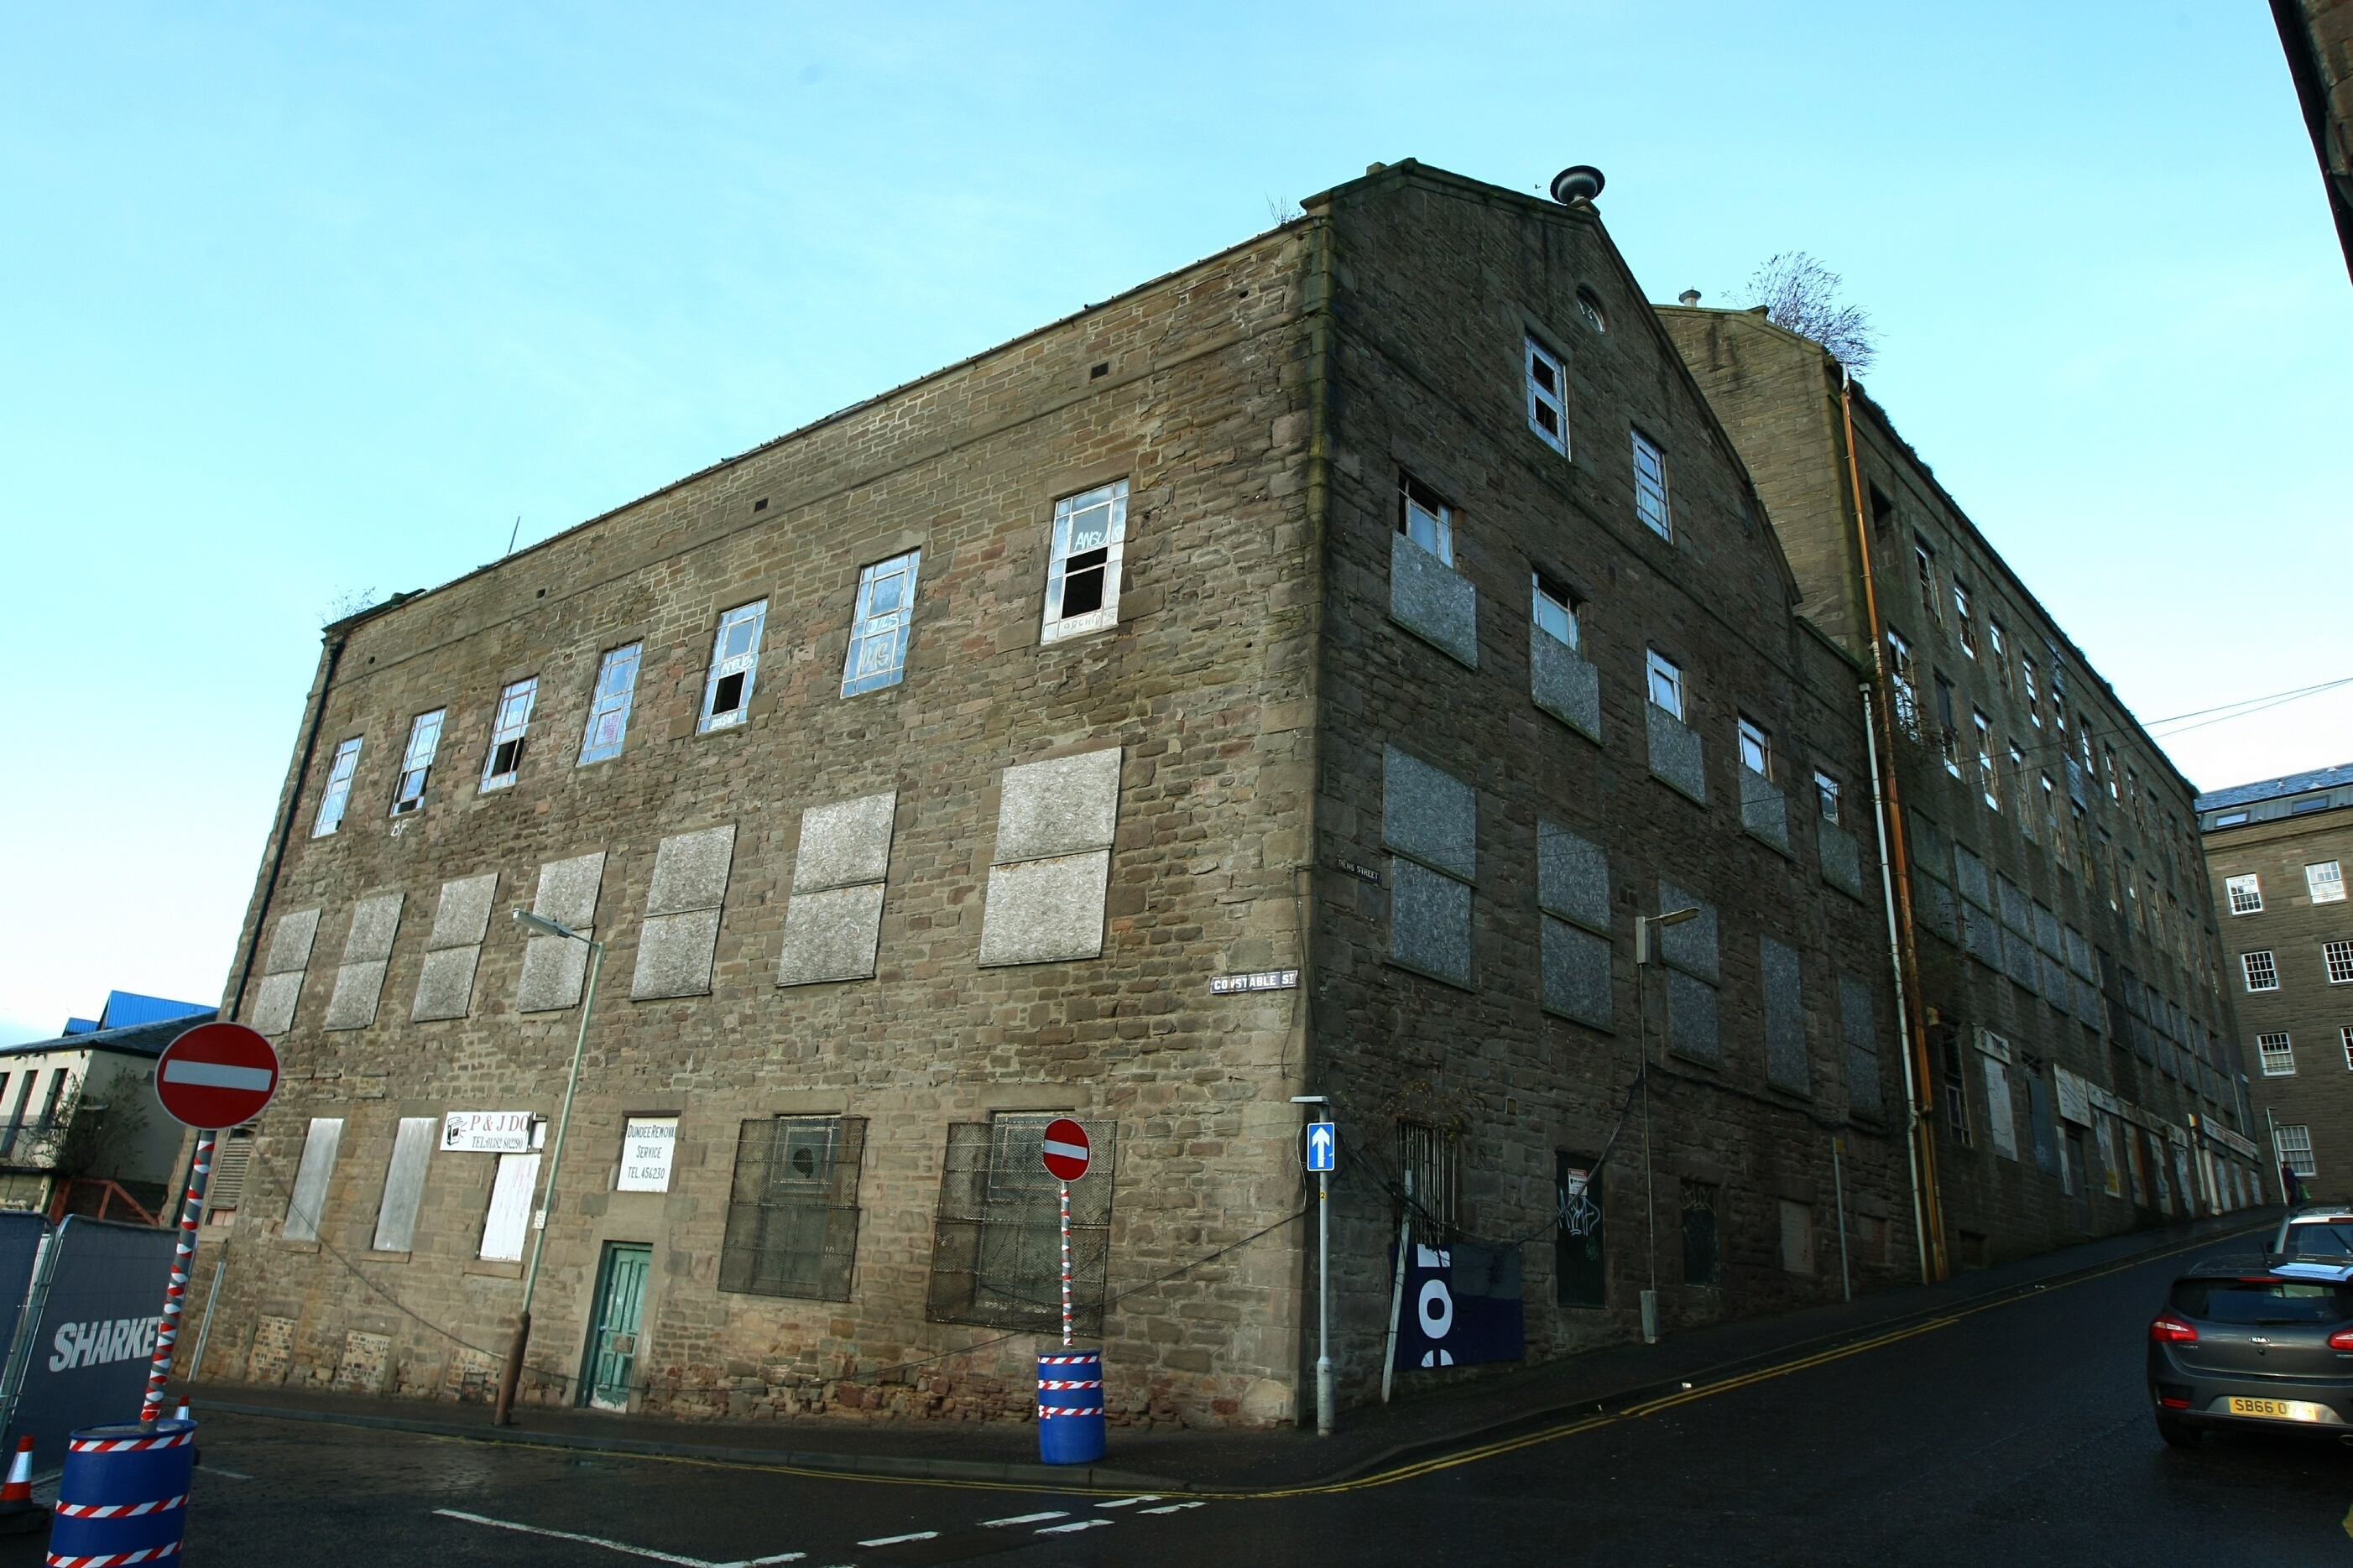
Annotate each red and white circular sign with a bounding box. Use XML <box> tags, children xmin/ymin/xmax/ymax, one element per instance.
<box><xmin>1040</xmin><ymin>1118</ymin><xmax>1091</xmax><ymax>1182</ymax></box>
<box><xmin>154</xmin><ymin>1022</ymin><xmax>282</xmax><ymax>1130</ymax></box>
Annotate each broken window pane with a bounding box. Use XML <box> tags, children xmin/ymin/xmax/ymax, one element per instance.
<box><xmin>390</xmin><ymin>710</ymin><xmax>445</xmax><ymax>815</ymax></box>
<box><xmin>480</xmin><ymin>677</ymin><xmax>537</xmax><ymax>791</ymax></box>
<box><xmin>699</xmin><ymin>602</ymin><xmax>767</xmax><ymax>732</ymax></box>
<box><xmin>578</xmin><ymin>643</ymin><xmax>642</xmax><ymax>764</ymax></box>
<box><xmin>1042</xmin><ymin>481</ymin><xmax>1128</xmax><ymax>643</ymax></box>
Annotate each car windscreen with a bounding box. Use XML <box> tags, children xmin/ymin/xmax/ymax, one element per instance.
<box><xmin>2173</xmin><ymin>1278</ymin><xmax>2353</xmax><ymax>1324</ymax></box>
<box><xmin>2283</xmin><ymin>1222</ymin><xmax>2353</xmax><ymax>1257</ymax></box>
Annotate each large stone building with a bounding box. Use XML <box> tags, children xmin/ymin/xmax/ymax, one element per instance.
<box><xmin>185</xmin><ymin>160</ymin><xmax>1917</xmax><ymax>1430</ymax></box>
<box><xmin>2199</xmin><ymin>763</ymin><xmax>2353</xmax><ymax>1198</ymax></box>
<box><xmin>1660</xmin><ymin>305</ymin><xmax>2264</xmax><ymax>1273</ymax></box>
<box><xmin>2272</xmin><ymin>0</ymin><xmax>2353</xmax><ymax>283</ymax></box>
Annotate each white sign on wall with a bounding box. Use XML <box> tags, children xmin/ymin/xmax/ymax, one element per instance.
<box><xmin>444</xmin><ymin>1111</ymin><xmax>534</xmax><ymax>1154</ymax></box>
<box><xmin>617</xmin><ymin>1116</ymin><xmax>679</xmax><ymax>1193</ymax></box>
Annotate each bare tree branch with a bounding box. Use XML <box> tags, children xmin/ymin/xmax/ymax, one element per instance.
<box><xmin>1734</xmin><ymin>252</ymin><xmax>1879</xmax><ymax>372</ymax></box>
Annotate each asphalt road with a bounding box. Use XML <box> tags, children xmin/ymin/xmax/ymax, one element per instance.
<box><xmin>13</xmin><ymin>1235</ymin><xmax>2353</xmax><ymax>1566</ymax></box>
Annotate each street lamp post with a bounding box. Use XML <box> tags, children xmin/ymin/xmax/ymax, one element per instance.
<box><xmin>1633</xmin><ymin>906</ymin><xmax>1699</xmax><ymax>1346</ymax></box>
<box><xmin>493</xmin><ymin>909</ymin><xmax>603</xmax><ymax>1428</ymax></box>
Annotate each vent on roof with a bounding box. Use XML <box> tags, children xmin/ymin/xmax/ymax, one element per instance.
<box><xmin>1549</xmin><ymin>165</ymin><xmax>1605</xmax><ymax>204</ymax></box>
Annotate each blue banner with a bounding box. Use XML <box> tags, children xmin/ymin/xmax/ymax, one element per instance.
<box><xmin>1392</xmin><ymin>1241</ymin><xmax>1525</xmax><ymax>1369</ymax></box>
<box><xmin>4</xmin><ymin>1217</ymin><xmax>179</xmax><ymax>1465</ymax></box>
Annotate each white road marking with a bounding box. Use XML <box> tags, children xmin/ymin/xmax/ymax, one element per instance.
<box><xmin>981</xmin><ymin>1511</ymin><xmax>1068</xmax><ymax>1527</ymax></box>
<box><xmin>856</xmin><ymin>1532</ymin><xmax>940</xmax><ymax>1547</ymax></box>
<box><xmin>1139</xmin><ymin>1502</ymin><xmax>1206</xmax><ymax>1514</ymax></box>
<box><xmin>196</xmin><ymin>1465</ymin><xmax>253</xmax><ymax>1478</ymax></box>
<box><xmin>1094</xmin><ymin>1495</ymin><xmax>1161</xmax><ymax>1508</ymax></box>
<box><xmin>1036</xmin><ymin>1519</ymin><xmax>1114</xmax><ymax>1535</ymax></box>
<box><xmin>434</xmin><ymin>1508</ymin><xmax>805</xmax><ymax>1567</ymax></box>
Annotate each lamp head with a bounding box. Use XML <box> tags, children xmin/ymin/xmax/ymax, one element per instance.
<box><xmin>514</xmin><ymin>909</ymin><xmax>579</xmax><ymax>941</ymax></box>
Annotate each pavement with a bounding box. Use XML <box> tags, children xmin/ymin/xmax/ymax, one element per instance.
<box><xmin>181</xmin><ymin>1208</ymin><xmax>2277</xmax><ymax>1493</ymax></box>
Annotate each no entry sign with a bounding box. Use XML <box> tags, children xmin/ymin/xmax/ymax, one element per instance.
<box><xmin>1040</xmin><ymin>1118</ymin><xmax>1091</xmax><ymax>1182</ymax></box>
<box><xmin>153</xmin><ymin>1022</ymin><xmax>281</xmax><ymax>1130</ymax></box>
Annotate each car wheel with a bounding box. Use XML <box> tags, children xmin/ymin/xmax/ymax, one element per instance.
<box><xmin>2156</xmin><ymin>1412</ymin><xmax>2202</xmax><ymax>1449</ymax></box>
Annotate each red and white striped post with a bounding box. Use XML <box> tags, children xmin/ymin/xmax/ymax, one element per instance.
<box><xmin>1059</xmin><ymin>1180</ymin><xmax>1072</xmax><ymax>1349</ymax></box>
<box><xmin>139</xmin><ymin>1132</ymin><xmax>215</xmax><ymax>1425</ymax></box>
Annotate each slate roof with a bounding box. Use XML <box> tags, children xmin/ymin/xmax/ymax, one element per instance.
<box><xmin>0</xmin><ymin>1012</ymin><xmax>217</xmax><ymax>1062</ymax></box>
<box><xmin>2195</xmin><ymin>762</ymin><xmax>2353</xmax><ymax>813</ymax></box>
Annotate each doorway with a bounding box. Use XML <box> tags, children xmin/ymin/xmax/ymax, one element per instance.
<box><xmin>580</xmin><ymin>1242</ymin><xmax>651</xmax><ymax>1412</ymax></box>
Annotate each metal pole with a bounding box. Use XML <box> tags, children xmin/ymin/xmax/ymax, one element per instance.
<box><xmin>1060</xmin><ymin>1180</ymin><xmax>1072</xmax><ymax>1349</ymax></box>
<box><xmin>495</xmin><ymin>935</ymin><xmax>603</xmax><ymax>1426</ymax></box>
<box><xmin>1833</xmin><ymin>1137</ymin><xmax>1852</xmax><ymax>1303</ymax></box>
<box><xmin>187</xmin><ymin>1240</ymin><xmax>231</xmax><ymax>1383</ymax></box>
<box><xmin>139</xmin><ymin>1131</ymin><xmax>216</xmax><ymax>1425</ymax></box>
<box><xmin>1380</xmin><ymin>1171</ymin><xmax>1411</xmax><ymax>1403</ymax></box>
<box><xmin>1315</xmin><ymin>1168</ymin><xmax>1333</xmax><ymax>1436</ymax></box>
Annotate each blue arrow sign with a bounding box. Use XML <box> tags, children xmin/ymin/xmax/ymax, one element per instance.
<box><xmin>1306</xmin><ymin>1121</ymin><xmax>1337</xmax><ymax>1173</ymax></box>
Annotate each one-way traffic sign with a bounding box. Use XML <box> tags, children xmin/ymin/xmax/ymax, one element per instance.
<box><xmin>1306</xmin><ymin>1120</ymin><xmax>1337</xmax><ymax>1173</ymax></box>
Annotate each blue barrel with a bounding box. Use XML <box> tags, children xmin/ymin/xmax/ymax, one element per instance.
<box><xmin>46</xmin><ymin>1419</ymin><xmax>194</xmax><ymax>1565</ymax></box>
<box><xmin>1036</xmin><ymin>1351</ymin><xmax>1105</xmax><ymax>1465</ymax></box>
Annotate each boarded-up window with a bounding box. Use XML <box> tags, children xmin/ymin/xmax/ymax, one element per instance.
<box><xmin>517</xmin><ymin>852</ymin><xmax>605</xmax><ymax>1013</ymax></box>
<box><xmin>412</xmin><ymin>872</ymin><xmax>498</xmax><ymax>1022</ymax></box>
<box><xmin>1761</xmin><ymin>935</ymin><xmax>1807</xmax><ymax>1093</ymax></box>
<box><xmin>1657</xmin><ymin>881</ymin><xmax>1720</xmax><ymax>1064</ymax></box>
<box><xmin>779</xmin><ymin>791</ymin><xmax>896</xmax><ymax>986</ymax></box>
<box><xmin>372</xmin><ymin>1117</ymin><xmax>436</xmax><ymax>1253</ymax></box>
<box><xmin>248</xmin><ymin>907</ymin><xmax>322</xmax><ymax>1037</ymax></box>
<box><xmin>718</xmin><ymin>1117</ymin><xmax>866</xmax><ymax>1302</ymax></box>
<box><xmin>631</xmin><ymin>825</ymin><xmax>736</xmax><ymax>1000</ymax></box>
<box><xmin>927</xmin><ymin>1116</ymin><xmax>1116</xmax><ymax>1335</ymax></box>
<box><xmin>978</xmin><ymin>750</ymin><xmax>1121</xmax><ymax>967</ymax></box>
<box><xmin>1839</xmin><ymin>975</ymin><xmax>1882</xmax><ymax>1120</ymax></box>
<box><xmin>324</xmin><ymin>892</ymin><xmax>404</xmax><ymax>1031</ymax></box>
<box><xmin>1385</xmin><ymin>747</ymin><xmax>1475</xmax><ymax>988</ymax></box>
<box><xmin>1778</xmin><ymin>1199</ymin><xmax>1814</xmax><ymax>1274</ymax></box>
<box><xmin>284</xmin><ymin>1117</ymin><xmax>343</xmax><ymax>1243</ymax></box>
<box><xmin>480</xmin><ymin>1153</ymin><xmax>540</xmax><ymax>1263</ymax></box>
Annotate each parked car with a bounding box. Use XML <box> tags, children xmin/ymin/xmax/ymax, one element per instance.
<box><xmin>2270</xmin><ymin>1205</ymin><xmax>2353</xmax><ymax>1259</ymax></box>
<box><xmin>2148</xmin><ymin>1253</ymin><xmax>2353</xmax><ymax>1446</ymax></box>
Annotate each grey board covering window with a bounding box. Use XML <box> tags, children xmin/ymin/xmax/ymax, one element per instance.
<box><xmin>1741</xmin><ymin>764</ymin><xmax>1790</xmax><ymax>856</ymax></box>
<box><xmin>1385</xmin><ymin>746</ymin><xmax>1475</xmax><ymax>988</ymax></box>
<box><xmin>1390</xmin><ymin>530</ymin><xmax>1478</xmax><ymax>669</ymax></box>
<box><xmin>1818</xmin><ymin>818</ymin><xmax>1865</xmax><ymax>899</ymax></box>
<box><xmin>284</xmin><ymin>1117</ymin><xmax>343</xmax><ymax>1243</ymax></box>
<box><xmin>1761</xmin><ymin>935</ymin><xmax>1808</xmax><ymax>1094</ymax></box>
<box><xmin>978</xmin><ymin>748</ymin><xmax>1121</xmax><ymax>967</ymax></box>
<box><xmin>1659</xmin><ymin>880</ymin><xmax>1720</xmax><ymax>1064</ymax></box>
<box><xmin>372</xmin><ymin>1117</ymin><xmax>436</xmax><ymax>1253</ymax></box>
<box><xmin>1531</xmin><ymin>598</ymin><xmax>1600</xmax><ymax>741</ymax></box>
<box><xmin>631</xmin><ymin>824</ymin><xmax>736</xmax><ymax>1000</ymax></box>
<box><xmin>517</xmin><ymin>852</ymin><xmax>605</xmax><ymax>1012</ymax></box>
<box><xmin>927</xmin><ymin>1116</ymin><xmax>1116</xmax><ymax>1335</ymax></box>
<box><xmin>1840</xmin><ymin>975</ymin><xmax>1882</xmax><ymax>1118</ymax></box>
<box><xmin>720</xmin><ymin>1117</ymin><xmax>867</xmax><ymax>1302</ymax></box>
<box><xmin>1538</xmin><ymin>821</ymin><xmax>1611</xmax><ymax>1029</ymax></box>
<box><xmin>324</xmin><ymin>892</ymin><xmax>404</xmax><ymax>1031</ymax></box>
<box><xmin>413</xmin><ymin>872</ymin><xmax>498</xmax><ymax>1022</ymax></box>
<box><xmin>1646</xmin><ymin>701</ymin><xmax>1706</xmax><ymax>804</ymax></box>
<box><xmin>248</xmin><ymin>907</ymin><xmax>322</xmax><ymax>1037</ymax></box>
<box><xmin>780</xmin><ymin>790</ymin><xmax>896</xmax><ymax>986</ymax></box>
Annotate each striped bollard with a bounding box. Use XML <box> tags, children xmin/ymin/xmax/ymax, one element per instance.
<box><xmin>1036</xmin><ymin>1350</ymin><xmax>1105</xmax><ymax>1465</ymax></box>
<box><xmin>45</xmin><ymin>1420</ymin><xmax>194</xmax><ymax>1566</ymax></box>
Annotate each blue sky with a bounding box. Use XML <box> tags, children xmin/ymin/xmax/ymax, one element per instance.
<box><xmin>2</xmin><ymin>3</ymin><xmax>2345</xmax><ymax>1044</ymax></box>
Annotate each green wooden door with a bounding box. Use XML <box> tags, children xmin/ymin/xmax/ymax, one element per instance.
<box><xmin>582</xmin><ymin>1242</ymin><xmax>651</xmax><ymax>1411</ymax></box>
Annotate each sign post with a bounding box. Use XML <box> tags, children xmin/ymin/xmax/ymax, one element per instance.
<box><xmin>1296</xmin><ymin>1098</ymin><xmax>1337</xmax><ymax>1436</ymax></box>
<box><xmin>1034</xmin><ymin>1120</ymin><xmax>1101</xmax><ymax>1465</ymax></box>
<box><xmin>142</xmin><ymin>1022</ymin><xmax>281</xmax><ymax>1425</ymax></box>
<box><xmin>1040</xmin><ymin>1119</ymin><xmax>1090</xmax><ymax>1348</ymax></box>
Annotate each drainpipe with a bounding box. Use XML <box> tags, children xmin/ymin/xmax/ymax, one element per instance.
<box><xmin>227</xmin><ymin>633</ymin><xmax>348</xmax><ymax>1023</ymax></box>
<box><xmin>1840</xmin><ymin>372</ymin><xmax>1949</xmax><ymax>1283</ymax></box>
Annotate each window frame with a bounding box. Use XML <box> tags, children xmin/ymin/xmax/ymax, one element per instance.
<box><xmin>2259</xmin><ymin>1033</ymin><xmax>2297</xmax><ymax>1076</ymax></box>
<box><xmin>1953</xmin><ymin>579</ymin><xmax>1977</xmax><ymax>657</ymax></box>
<box><xmin>2309</xmin><ymin>861</ymin><xmax>2346</xmax><ymax>905</ymax></box>
<box><xmin>1972</xmin><ymin>710</ymin><xmax>1996</xmax><ymax>809</ymax></box>
<box><xmin>1531</xmin><ymin>570</ymin><xmax>1579</xmax><ymax>651</ymax></box>
<box><xmin>2021</xmin><ymin>654</ymin><xmax>2040</xmax><ymax>724</ymax></box>
<box><xmin>1042</xmin><ymin>480</ymin><xmax>1130</xmax><ymax>643</ymax></box>
<box><xmin>2244</xmin><ymin>950</ymin><xmax>2280</xmax><ymax>992</ymax></box>
<box><xmin>312</xmin><ymin>737</ymin><xmax>363</xmax><ymax>836</ymax></box>
<box><xmin>2324</xmin><ymin>939</ymin><xmax>2353</xmax><ymax>986</ymax></box>
<box><xmin>1914</xmin><ymin>539</ymin><xmax>1938</xmax><ymax>623</ymax></box>
<box><xmin>699</xmin><ymin>601</ymin><xmax>770</xmax><ymax>732</ymax></box>
<box><xmin>2279</xmin><ymin>1123</ymin><xmax>2317</xmax><ymax>1178</ymax></box>
<box><xmin>577</xmin><ymin>642</ymin><xmax>644</xmax><ymax>766</ymax></box>
<box><xmin>1646</xmin><ymin>649</ymin><xmax>1685</xmax><ymax>721</ymax></box>
<box><xmin>1525</xmin><ymin>335</ymin><xmax>1569</xmax><ymax>456</ymax></box>
<box><xmin>1396</xmin><ymin>473</ymin><xmax>1453</xmax><ymax>567</ymax></box>
<box><xmin>1737</xmin><ymin>716</ymin><xmax>1772</xmax><ymax>780</ymax></box>
<box><xmin>1631</xmin><ymin>428</ymin><xmax>1672</xmax><ymax>540</ymax></box>
<box><xmin>1813</xmin><ymin>770</ymin><xmax>1842</xmax><ymax>824</ymax></box>
<box><xmin>389</xmin><ymin>709</ymin><xmax>446</xmax><ymax>816</ymax></box>
<box><xmin>2226</xmin><ymin>875</ymin><xmax>2263</xmax><ymax>915</ymax></box>
<box><xmin>479</xmin><ymin>677</ymin><xmax>538</xmax><ymax>792</ymax></box>
<box><xmin>843</xmin><ymin>549</ymin><xmax>922</xmax><ymax>697</ymax></box>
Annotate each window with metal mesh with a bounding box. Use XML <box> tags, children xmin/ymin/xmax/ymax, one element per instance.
<box><xmin>926</xmin><ymin>1116</ymin><xmax>1116</xmax><ymax>1335</ymax></box>
<box><xmin>718</xmin><ymin>1116</ymin><xmax>866</xmax><ymax>1302</ymax></box>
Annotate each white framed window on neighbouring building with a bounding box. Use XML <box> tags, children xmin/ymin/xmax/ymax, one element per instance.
<box><xmin>2340</xmin><ymin>1026</ymin><xmax>2353</xmax><ymax>1071</ymax></box>
<box><xmin>312</xmin><ymin>737</ymin><xmax>362</xmax><ymax>836</ymax></box>
<box><xmin>700</xmin><ymin>601</ymin><xmax>769</xmax><ymax>732</ymax></box>
<box><xmin>390</xmin><ymin>710</ymin><xmax>446</xmax><ymax>815</ymax></box>
<box><xmin>1531</xmin><ymin>571</ymin><xmax>1578</xmax><ymax>650</ymax></box>
<box><xmin>1631</xmin><ymin>429</ymin><xmax>1671</xmax><ymax>539</ymax></box>
<box><xmin>577</xmin><ymin>642</ymin><xmax>643</xmax><ymax>764</ymax></box>
<box><xmin>1738</xmin><ymin>717</ymin><xmax>1771</xmax><ymax>779</ymax></box>
<box><xmin>2279</xmin><ymin>1123</ymin><xmax>2317</xmax><ymax>1178</ymax></box>
<box><xmin>2245</xmin><ymin>950</ymin><xmax>2280</xmax><ymax>992</ymax></box>
<box><xmin>1042</xmin><ymin>481</ymin><xmax>1130</xmax><ymax>643</ymax></box>
<box><xmin>2325</xmin><ymin>939</ymin><xmax>2353</xmax><ymax>986</ymax></box>
<box><xmin>2226</xmin><ymin>874</ymin><xmax>2262</xmax><ymax>914</ymax></box>
<box><xmin>2309</xmin><ymin>861</ymin><xmax>2346</xmax><ymax>904</ymax></box>
<box><xmin>1526</xmin><ymin>336</ymin><xmax>1569</xmax><ymax>456</ymax></box>
<box><xmin>843</xmin><ymin>550</ymin><xmax>921</xmax><ymax>695</ymax></box>
<box><xmin>1646</xmin><ymin>650</ymin><xmax>1684</xmax><ymax>721</ymax></box>
<box><xmin>2259</xmin><ymin>1032</ymin><xmax>2296</xmax><ymax>1076</ymax></box>
<box><xmin>480</xmin><ymin>677</ymin><xmax>537</xmax><ymax>791</ymax></box>
<box><xmin>1396</xmin><ymin>474</ymin><xmax>1453</xmax><ymax>565</ymax></box>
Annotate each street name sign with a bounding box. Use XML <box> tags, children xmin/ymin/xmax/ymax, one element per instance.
<box><xmin>153</xmin><ymin>1023</ymin><xmax>280</xmax><ymax>1129</ymax></box>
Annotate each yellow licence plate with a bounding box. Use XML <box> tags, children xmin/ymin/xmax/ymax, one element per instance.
<box><xmin>2226</xmin><ymin>1396</ymin><xmax>2330</xmax><ymax>1422</ymax></box>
